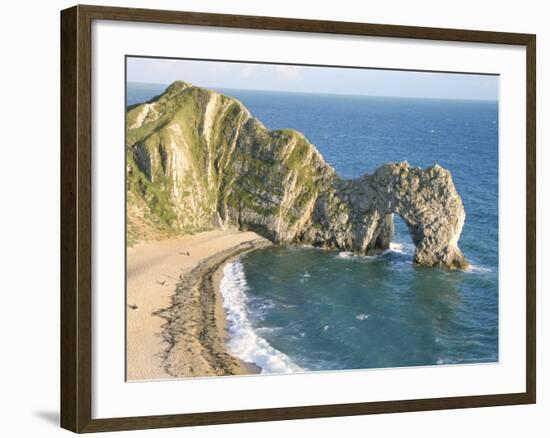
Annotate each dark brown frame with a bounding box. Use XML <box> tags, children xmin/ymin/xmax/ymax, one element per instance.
<box><xmin>61</xmin><ymin>4</ymin><xmax>536</xmax><ymax>433</ymax></box>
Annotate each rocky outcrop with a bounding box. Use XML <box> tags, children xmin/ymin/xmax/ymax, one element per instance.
<box><xmin>127</xmin><ymin>81</ymin><xmax>468</xmax><ymax>269</ymax></box>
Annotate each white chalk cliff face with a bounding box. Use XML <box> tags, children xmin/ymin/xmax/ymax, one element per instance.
<box><xmin>126</xmin><ymin>81</ymin><xmax>468</xmax><ymax>269</ymax></box>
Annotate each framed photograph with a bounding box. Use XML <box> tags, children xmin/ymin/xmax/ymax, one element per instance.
<box><xmin>60</xmin><ymin>4</ymin><xmax>536</xmax><ymax>433</ymax></box>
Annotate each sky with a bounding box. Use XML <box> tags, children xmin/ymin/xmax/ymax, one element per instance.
<box><xmin>127</xmin><ymin>57</ymin><xmax>499</xmax><ymax>101</ymax></box>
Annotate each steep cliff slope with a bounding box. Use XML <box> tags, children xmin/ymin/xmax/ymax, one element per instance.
<box><xmin>126</xmin><ymin>81</ymin><xmax>467</xmax><ymax>269</ymax></box>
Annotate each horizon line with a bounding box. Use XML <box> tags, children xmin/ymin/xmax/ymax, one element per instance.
<box><xmin>127</xmin><ymin>81</ymin><xmax>498</xmax><ymax>103</ymax></box>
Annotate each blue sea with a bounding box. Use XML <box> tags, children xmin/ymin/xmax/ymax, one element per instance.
<box><xmin>128</xmin><ymin>82</ymin><xmax>499</xmax><ymax>374</ymax></box>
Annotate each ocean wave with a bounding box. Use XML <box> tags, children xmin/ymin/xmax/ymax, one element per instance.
<box><xmin>336</xmin><ymin>251</ymin><xmax>376</xmax><ymax>261</ymax></box>
<box><xmin>220</xmin><ymin>261</ymin><xmax>303</xmax><ymax>374</ymax></box>
<box><xmin>388</xmin><ymin>242</ymin><xmax>415</xmax><ymax>256</ymax></box>
<box><xmin>465</xmin><ymin>264</ymin><xmax>492</xmax><ymax>274</ymax></box>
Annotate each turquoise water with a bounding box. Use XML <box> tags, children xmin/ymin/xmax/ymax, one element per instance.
<box><xmin>127</xmin><ymin>83</ymin><xmax>499</xmax><ymax>373</ymax></box>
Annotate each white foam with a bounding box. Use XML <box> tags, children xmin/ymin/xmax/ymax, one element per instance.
<box><xmin>389</xmin><ymin>242</ymin><xmax>404</xmax><ymax>253</ymax></box>
<box><xmin>219</xmin><ymin>260</ymin><xmax>303</xmax><ymax>374</ymax></box>
<box><xmin>465</xmin><ymin>264</ymin><xmax>492</xmax><ymax>274</ymax></box>
<box><xmin>355</xmin><ymin>313</ymin><xmax>369</xmax><ymax>321</ymax></box>
<box><xmin>388</xmin><ymin>241</ymin><xmax>415</xmax><ymax>256</ymax></box>
<box><xmin>337</xmin><ymin>251</ymin><xmax>376</xmax><ymax>261</ymax></box>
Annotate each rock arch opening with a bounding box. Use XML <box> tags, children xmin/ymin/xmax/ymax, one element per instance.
<box><xmin>391</xmin><ymin>214</ymin><xmax>415</xmax><ymax>257</ymax></box>
<box><xmin>321</xmin><ymin>161</ymin><xmax>468</xmax><ymax>269</ymax></box>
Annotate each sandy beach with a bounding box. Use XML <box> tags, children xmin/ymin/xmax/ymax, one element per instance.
<box><xmin>126</xmin><ymin>229</ymin><xmax>270</xmax><ymax>381</ymax></box>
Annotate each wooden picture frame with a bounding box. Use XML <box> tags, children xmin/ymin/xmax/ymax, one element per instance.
<box><xmin>60</xmin><ymin>4</ymin><xmax>536</xmax><ymax>433</ymax></box>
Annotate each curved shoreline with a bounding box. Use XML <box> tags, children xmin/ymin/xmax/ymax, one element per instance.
<box><xmin>154</xmin><ymin>236</ymin><xmax>271</xmax><ymax>378</ymax></box>
<box><xmin>126</xmin><ymin>230</ymin><xmax>270</xmax><ymax>381</ymax></box>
